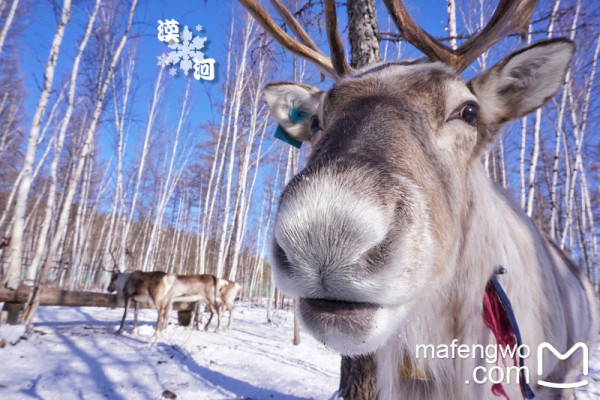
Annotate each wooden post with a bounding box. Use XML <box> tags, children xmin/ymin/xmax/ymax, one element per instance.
<box><xmin>178</xmin><ymin>310</ymin><xmax>192</xmax><ymax>327</ymax></box>
<box><xmin>2</xmin><ymin>302</ymin><xmax>23</xmax><ymax>325</ymax></box>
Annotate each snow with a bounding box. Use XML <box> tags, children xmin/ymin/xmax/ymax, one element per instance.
<box><xmin>0</xmin><ymin>304</ymin><xmax>599</xmax><ymax>400</ymax></box>
<box><xmin>0</xmin><ymin>304</ymin><xmax>341</xmax><ymax>400</ymax></box>
<box><xmin>576</xmin><ymin>339</ymin><xmax>600</xmax><ymax>400</ymax></box>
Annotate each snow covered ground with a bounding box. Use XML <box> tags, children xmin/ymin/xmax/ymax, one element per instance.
<box><xmin>0</xmin><ymin>303</ymin><xmax>598</xmax><ymax>400</ymax></box>
<box><xmin>0</xmin><ymin>304</ymin><xmax>341</xmax><ymax>400</ymax></box>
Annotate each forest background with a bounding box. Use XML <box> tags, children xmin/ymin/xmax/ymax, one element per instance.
<box><xmin>0</xmin><ymin>0</ymin><xmax>598</xmax><ymax>314</ymax></box>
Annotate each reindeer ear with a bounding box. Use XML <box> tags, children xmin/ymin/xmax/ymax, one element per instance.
<box><xmin>469</xmin><ymin>39</ymin><xmax>574</xmax><ymax>126</ymax></box>
<box><xmin>264</xmin><ymin>82</ymin><xmax>323</xmax><ymax>144</ymax></box>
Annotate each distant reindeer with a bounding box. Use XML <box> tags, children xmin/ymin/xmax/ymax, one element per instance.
<box><xmin>240</xmin><ymin>0</ymin><xmax>599</xmax><ymax>398</ymax></box>
<box><xmin>198</xmin><ymin>278</ymin><xmax>242</xmax><ymax>331</ymax></box>
<box><xmin>166</xmin><ymin>274</ymin><xmax>222</xmax><ymax>332</ymax></box>
<box><xmin>107</xmin><ymin>270</ymin><xmax>175</xmax><ymax>336</ymax></box>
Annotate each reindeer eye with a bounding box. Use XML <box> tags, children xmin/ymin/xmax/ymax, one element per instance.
<box><xmin>310</xmin><ymin>115</ymin><xmax>321</xmax><ymax>136</ymax></box>
<box><xmin>448</xmin><ymin>101</ymin><xmax>479</xmax><ymax>126</ymax></box>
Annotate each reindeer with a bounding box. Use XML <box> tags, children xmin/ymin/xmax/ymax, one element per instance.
<box><xmin>198</xmin><ymin>278</ymin><xmax>242</xmax><ymax>331</ymax></box>
<box><xmin>107</xmin><ymin>270</ymin><xmax>175</xmax><ymax>336</ymax></box>
<box><xmin>240</xmin><ymin>0</ymin><xmax>599</xmax><ymax>399</ymax></box>
<box><xmin>165</xmin><ymin>274</ymin><xmax>222</xmax><ymax>332</ymax></box>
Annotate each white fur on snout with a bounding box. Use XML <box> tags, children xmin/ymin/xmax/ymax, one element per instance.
<box><xmin>273</xmin><ymin>168</ymin><xmax>436</xmax><ymax>354</ymax></box>
<box><xmin>274</xmin><ymin>168</ymin><xmax>392</xmax><ymax>302</ymax></box>
<box><xmin>304</xmin><ymin>306</ymin><xmax>403</xmax><ymax>356</ymax></box>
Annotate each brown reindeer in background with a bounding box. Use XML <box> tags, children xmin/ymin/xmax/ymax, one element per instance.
<box><xmin>166</xmin><ymin>274</ymin><xmax>222</xmax><ymax>332</ymax></box>
<box><xmin>198</xmin><ymin>278</ymin><xmax>242</xmax><ymax>331</ymax></box>
<box><xmin>107</xmin><ymin>270</ymin><xmax>175</xmax><ymax>336</ymax></box>
<box><xmin>240</xmin><ymin>0</ymin><xmax>599</xmax><ymax>399</ymax></box>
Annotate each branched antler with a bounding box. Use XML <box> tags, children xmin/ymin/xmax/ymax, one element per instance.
<box><xmin>383</xmin><ymin>0</ymin><xmax>540</xmax><ymax>72</ymax></box>
<box><xmin>105</xmin><ymin>249</ymin><xmax>119</xmax><ymax>273</ymax></box>
<box><xmin>239</xmin><ymin>0</ymin><xmax>540</xmax><ymax>77</ymax></box>
<box><xmin>238</xmin><ymin>0</ymin><xmax>338</xmax><ymax>78</ymax></box>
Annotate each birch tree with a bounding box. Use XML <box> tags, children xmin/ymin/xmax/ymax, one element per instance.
<box><xmin>215</xmin><ymin>14</ymin><xmax>255</xmax><ymax>278</ymax></box>
<box><xmin>24</xmin><ymin>0</ymin><xmax>138</xmax><ymax>329</ymax></box>
<box><xmin>197</xmin><ymin>17</ymin><xmax>236</xmax><ymax>275</ymax></box>
<box><xmin>5</xmin><ymin>0</ymin><xmax>72</xmax><ymax>290</ymax></box>
<box><xmin>0</xmin><ymin>0</ymin><xmax>20</xmax><ymax>55</ymax></box>
<box><xmin>227</xmin><ymin>36</ymin><xmax>270</xmax><ymax>282</ymax></box>
<box><xmin>142</xmin><ymin>80</ymin><xmax>192</xmax><ymax>271</ymax></box>
<box><xmin>24</xmin><ymin>0</ymin><xmax>101</xmax><ymax>285</ymax></box>
<box><xmin>120</xmin><ymin>62</ymin><xmax>165</xmax><ymax>271</ymax></box>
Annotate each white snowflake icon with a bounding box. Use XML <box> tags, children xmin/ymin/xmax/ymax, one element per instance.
<box><xmin>157</xmin><ymin>53</ymin><xmax>171</xmax><ymax>67</ymax></box>
<box><xmin>169</xmin><ymin>67</ymin><xmax>178</xmax><ymax>76</ymax></box>
<box><xmin>167</xmin><ymin>26</ymin><xmax>207</xmax><ymax>75</ymax></box>
<box><xmin>196</xmin><ymin>24</ymin><xmax>203</xmax><ymax>32</ymax></box>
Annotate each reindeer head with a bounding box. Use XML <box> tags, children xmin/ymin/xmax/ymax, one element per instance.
<box><xmin>106</xmin><ymin>249</ymin><xmax>123</xmax><ymax>293</ymax></box>
<box><xmin>243</xmin><ymin>0</ymin><xmax>574</xmax><ymax>355</ymax></box>
<box><xmin>107</xmin><ymin>272</ymin><xmax>120</xmax><ymax>293</ymax></box>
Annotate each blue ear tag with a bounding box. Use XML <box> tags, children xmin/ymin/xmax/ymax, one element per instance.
<box><xmin>288</xmin><ymin>108</ymin><xmax>307</xmax><ymax>123</ymax></box>
<box><xmin>275</xmin><ymin>126</ymin><xmax>302</xmax><ymax>148</ymax></box>
<box><xmin>273</xmin><ymin>108</ymin><xmax>307</xmax><ymax>149</ymax></box>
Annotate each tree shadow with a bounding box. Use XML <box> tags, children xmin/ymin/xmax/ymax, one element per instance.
<box><xmin>53</xmin><ymin>331</ymin><xmax>128</xmax><ymax>400</ymax></box>
<box><xmin>155</xmin><ymin>343</ymin><xmax>313</xmax><ymax>400</ymax></box>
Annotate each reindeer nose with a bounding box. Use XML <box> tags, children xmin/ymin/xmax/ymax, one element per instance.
<box><xmin>273</xmin><ymin>164</ymin><xmax>391</xmax><ymax>282</ymax></box>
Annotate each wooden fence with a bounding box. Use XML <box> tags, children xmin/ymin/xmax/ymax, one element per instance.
<box><xmin>0</xmin><ymin>286</ymin><xmax>194</xmax><ymax>325</ymax></box>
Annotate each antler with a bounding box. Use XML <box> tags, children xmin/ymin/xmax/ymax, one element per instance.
<box><xmin>383</xmin><ymin>0</ymin><xmax>540</xmax><ymax>72</ymax></box>
<box><xmin>324</xmin><ymin>0</ymin><xmax>352</xmax><ymax>76</ymax></box>
<box><xmin>108</xmin><ymin>249</ymin><xmax>119</xmax><ymax>273</ymax></box>
<box><xmin>238</xmin><ymin>0</ymin><xmax>338</xmax><ymax>79</ymax></box>
<box><xmin>239</xmin><ymin>0</ymin><xmax>539</xmax><ymax>78</ymax></box>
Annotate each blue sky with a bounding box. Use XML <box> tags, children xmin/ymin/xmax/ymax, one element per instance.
<box><xmin>17</xmin><ymin>0</ymin><xmax>451</xmax><ymax>128</ymax></box>
<box><xmin>11</xmin><ymin>0</ymin><xmax>503</xmax><ymax>226</ymax></box>
<box><xmin>19</xmin><ymin>1</ymin><xmax>230</xmax><ymax>127</ymax></box>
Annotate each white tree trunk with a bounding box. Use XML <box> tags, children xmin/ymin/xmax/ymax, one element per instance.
<box><xmin>215</xmin><ymin>15</ymin><xmax>254</xmax><ymax>278</ymax></box>
<box><xmin>446</xmin><ymin>0</ymin><xmax>457</xmax><ymax>49</ymax></box>
<box><xmin>198</xmin><ymin>16</ymin><xmax>236</xmax><ymax>275</ymax></box>
<box><xmin>0</xmin><ymin>0</ymin><xmax>20</xmax><ymax>55</ymax></box>
<box><xmin>526</xmin><ymin>108</ymin><xmax>542</xmax><ymax>218</ymax></box>
<box><xmin>5</xmin><ymin>0</ymin><xmax>72</xmax><ymax>289</ymax></box>
<box><xmin>142</xmin><ymin>81</ymin><xmax>191</xmax><ymax>271</ymax></box>
<box><xmin>38</xmin><ymin>0</ymin><xmax>137</xmax><ymax>284</ymax></box>
<box><xmin>24</xmin><ymin>0</ymin><xmax>101</xmax><ymax>284</ymax></box>
<box><xmin>228</xmin><ymin>33</ymin><xmax>268</xmax><ymax>281</ymax></box>
<box><xmin>121</xmin><ymin>62</ymin><xmax>164</xmax><ymax>270</ymax></box>
<box><xmin>519</xmin><ymin>116</ymin><xmax>527</xmax><ymax>209</ymax></box>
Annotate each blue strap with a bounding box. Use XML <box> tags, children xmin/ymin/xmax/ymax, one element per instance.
<box><xmin>490</xmin><ymin>276</ymin><xmax>535</xmax><ymax>399</ymax></box>
<box><xmin>273</xmin><ymin>108</ymin><xmax>307</xmax><ymax>149</ymax></box>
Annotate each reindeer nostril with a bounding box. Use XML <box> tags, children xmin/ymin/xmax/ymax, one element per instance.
<box><xmin>274</xmin><ymin>241</ymin><xmax>294</xmax><ymax>276</ymax></box>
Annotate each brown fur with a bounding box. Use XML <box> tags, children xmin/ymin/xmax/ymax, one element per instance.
<box><xmin>199</xmin><ymin>279</ymin><xmax>242</xmax><ymax>331</ymax></box>
<box><xmin>166</xmin><ymin>274</ymin><xmax>221</xmax><ymax>332</ymax></box>
<box><xmin>107</xmin><ymin>270</ymin><xmax>175</xmax><ymax>335</ymax></box>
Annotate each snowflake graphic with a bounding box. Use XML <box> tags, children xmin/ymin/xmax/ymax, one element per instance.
<box><xmin>196</xmin><ymin>24</ymin><xmax>203</xmax><ymax>32</ymax></box>
<box><xmin>169</xmin><ymin>67</ymin><xmax>178</xmax><ymax>76</ymax></box>
<box><xmin>167</xmin><ymin>26</ymin><xmax>207</xmax><ymax>75</ymax></box>
<box><xmin>157</xmin><ymin>53</ymin><xmax>171</xmax><ymax>67</ymax></box>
